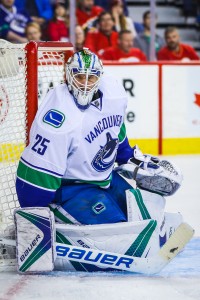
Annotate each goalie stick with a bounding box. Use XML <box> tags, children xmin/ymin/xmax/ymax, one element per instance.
<box><xmin>0</xmin><ymin>222</ymin><xmax>194</xmax><ymax>274</ymax></box>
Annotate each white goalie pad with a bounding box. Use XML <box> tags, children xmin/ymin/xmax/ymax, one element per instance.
<box><xmin>14</xmin><ymin>207</ymin><xmax>55</xmax><ymax>273</ymax></box>
<box><xmin>55</xmin><ymin>222</ymin><xmax>194</xmax><ymax>274</ymax></box>
<box><xmin>126</xmin><ymin>188</ymin><xmax>183</xmax><ymax>243</ymax></box>
<box><xmin>55</xmin><ymin>218</ymin><xmax>161</xmax><ymax>271</ymax></box>
<box><xmin>126</xmin><ymin>188</ymin><xmax>166</xmax><ymax>222</ymax></box>
<box><xmin>13</xmin><ymin>207</ymin><xmax>193</xmax><ymax>274</ymax></box>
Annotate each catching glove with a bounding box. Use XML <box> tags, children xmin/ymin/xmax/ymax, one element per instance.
<box><xmin>115</xmin><ymin>146</ymin><xmax>183</xmax><ymax>196</ymax></box>
<box><xmin>128</xmin><ymin>145</ymin><xmax>160</xmax><ymax>173</ymax></box>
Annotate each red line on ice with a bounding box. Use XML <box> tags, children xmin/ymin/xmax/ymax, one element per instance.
<box><xmin>0</xmin><ymin>275</ymin><xmax>29</xmax><ymax>300</ymax></box>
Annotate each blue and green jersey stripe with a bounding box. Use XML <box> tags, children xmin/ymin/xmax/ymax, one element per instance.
<box><xmin>17</xmin><ymin>160</ymin><xmax>62</xmax><ymax>191</ymax></box>
<box><xmin>118</xmin><ymin>123</ymin><xmax>127</xmax><ymax>143</ymax></box>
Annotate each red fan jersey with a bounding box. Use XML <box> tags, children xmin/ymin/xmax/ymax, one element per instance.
<box><xmin>84</xmin><ymin>31</ymin><xmax>119</xmax><ymax>54</ymax></box>
<box><xmin>157</xmin><ymin>44</ymin><xmax>199</xmax><ymax>61</ymax></box>
<box><xmin>100</xmin><ymin>46</ymin><xmax>147</xmax><ymax>62</ymax></box>
<box><xmin>47</xmin><ymin>19</ymin><xmax>69</xmax><ymax>41</ymax></box>
<box><xmin>76</xmin><ymin>6</ymin><xmax>103</xmax><ymax>26</ymax></box>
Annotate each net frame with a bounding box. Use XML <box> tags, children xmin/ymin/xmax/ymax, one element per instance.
<box><xmin>25</xmin><ymin>41</ymin><xmax>73</xmax><ymax>143</ymax></box>
<box><xmin>0</xmin><ymin>41</ymin><xmax>73</xmax><ymax>242</ymax></box>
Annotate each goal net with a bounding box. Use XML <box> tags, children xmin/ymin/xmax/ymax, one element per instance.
<box><xmin>0</xmin><ymin>40</ymin><xmax>73</xmax><ymax>251</ymax></box>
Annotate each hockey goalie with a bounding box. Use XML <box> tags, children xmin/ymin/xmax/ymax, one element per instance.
<box><xmin>13</xmin><ymin>49</ymin><xmax>194</xmax><ymax>274</ymax></box>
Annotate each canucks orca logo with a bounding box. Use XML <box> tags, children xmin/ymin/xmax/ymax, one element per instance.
<box><xmin>91</xmin><ymin>133</ymin><xmax>118</xmax><ymax>172</ymax></box>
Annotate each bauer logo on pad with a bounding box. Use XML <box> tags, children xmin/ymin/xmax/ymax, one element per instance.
<box><xmin>43</xmin><ymin>109</ymin><xmax>65</xmax><ymax>128</ymax></box>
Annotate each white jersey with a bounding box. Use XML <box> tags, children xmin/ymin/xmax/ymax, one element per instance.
<box><xmin>19</xmin><ymin>74</ymin><xmax>129</xmax><ymax>191</ymax></box>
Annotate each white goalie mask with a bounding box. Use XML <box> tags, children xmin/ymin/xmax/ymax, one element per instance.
<box><xmin>66</xmin><ymin>49</ymin><xmax>103</xmax><ymax>110</ymax></box>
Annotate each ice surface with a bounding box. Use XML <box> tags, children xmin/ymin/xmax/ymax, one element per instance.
<box><xmin>0</xmin><ymin>155</ymin><xmax>199</xmax><ymax>300</ymax></box>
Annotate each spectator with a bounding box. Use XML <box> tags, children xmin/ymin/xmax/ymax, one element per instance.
<box><xmin>95</xmin><ymin>0</ymin><xmax>129</xmax><ymax>16</ymax></box>
<box><xmin>25</xmin><ymin>22</ymin><xmax>42</xmax><ymax>41</ymax></box>
<box><xmin>110</xmin><ymin>0</ymin><xmax>137</xmax><ymax>38</ymax></box>
<box><xmin>134</xmin><ymin>10</ymin><xmax>165</xmax><ymax>61</ymax></box>
<box><xmin>84</xmin><ymin>11</ymin><xmax>118</xmax><ymax>55</ymax></box>
<box><xmin>76</xmin><ymin>0</ymin><xmax>103</xmax><ymax>27</ymax></box>
<box><xmin>46</xmin><ymin>2</ymin><xmax>69</xmax><ymax>41</ymax></box>
<box><xmin>157</xmin><ymin>27</ymin><xmax>199</xmax><ymax>61</ymax></box>
<box><xmin>75</xmin><ymin>25</ymin><xmax>85</xmax><ymax>51</ymax></box>
<box><xmin>94</xmin><ymin>0</ymin><xmax>109</xmax><ymax>10</ymax></box>
<box><xmin>50</xmin><ymin>0</ymin><xmax>69</xmax><ymax>9</ymax></box>
<box><xmin>0</xmin><ymin>0</ymin><xmax>31</xmax><ymax>43</ymax></box>
<box><xmin>14</xmin><ymin>0</ymin><xmax>53</xmax><ymax>25</ymax></box>
<box><xmin>100</xmin><ymin>29</ymin><xmax>146</xmax><ymax>62</ymax></box>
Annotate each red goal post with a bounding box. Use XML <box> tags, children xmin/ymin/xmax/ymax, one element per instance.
<box><xmin>0</xmin><ymin>41</ymin><xmax>73</xmax><ymax>245</ymax></box>
<box><xmin>25</xmin><ymin>41</ymin><xmax>74</xmax><ymax>143</ymax></box>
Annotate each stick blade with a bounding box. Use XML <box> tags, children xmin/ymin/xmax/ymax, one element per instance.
<box><xmin>146</xmin><ymin>222</ymin><xmax>195</xmax><ymax>275</ymax></box>
<box><xmin>159</xmin><ymin>222</ymin><xmax>195</xmax><ymax>262</ymax></box>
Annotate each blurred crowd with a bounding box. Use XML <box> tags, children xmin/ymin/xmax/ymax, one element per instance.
<box><xmin>0</xmin><ymin>0</ymin><xmax>199</xmax><ymax>61</ymax></box>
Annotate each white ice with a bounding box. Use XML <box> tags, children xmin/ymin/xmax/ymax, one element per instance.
<box><xmin>0</xmin><ymin>155</ymin><xmax>200</xmax><ymax>300</ymax></box>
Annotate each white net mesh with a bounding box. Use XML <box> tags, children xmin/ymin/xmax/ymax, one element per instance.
<box><xmin>38</xmin><ymin>50</ymin><xmax>65</xmax><ymax>105</ymax></box>
<box><xmin>0</xmin><ymin>41</ymin><xmax>70</xmax><ymax>244</ymax></box>
<box><xmin>0</xmin><ymin>40</ymin><xmax>26</xmax><ymax>237</ymax></box>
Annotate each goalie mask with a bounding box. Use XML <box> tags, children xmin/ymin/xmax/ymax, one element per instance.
<box><xmin>66</xmin><ymin>49</ymin><xmax>103</xmax><ymax>110</ymax></box>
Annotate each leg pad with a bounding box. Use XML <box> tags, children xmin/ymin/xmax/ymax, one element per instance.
<box><xmin>14</xmin><ymin>207</ymin><xmax>55</xmax><ymax>273</ymax></box>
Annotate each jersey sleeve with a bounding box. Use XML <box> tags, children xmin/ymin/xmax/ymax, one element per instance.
<box><xmin>16</xmin><ymin>88</ymin><xmax>72</xmax><ymax>208</ymax></box>
<box><xmin>16</xmin><ymin>119</ymin><xmax>69</xmax><ymax>207</ymax></box>
<box><xmin>47</xmin><ymin>21</ymin><xmax>60</xmax><ymax>41</ymax></box>
<box><xmin>186</xmin><ymin>45</ymin><xmax>199</xmax><ymax>60</ymax></box>
<box><xmin>0</xmin><ymin>14</ymin><xmax>10</xmax><ymax>39</ymax></box>
<box><xmin>100</xmin><ymin>48</ymin><xmax>114</xmax><ymax>61</ymax></box>
<box><xmin>139</xmin><ymin>49</ymin><xmax>147</xmax><ymax>61</ymax></box>
<box><xmin>157</xmin><ymin>48</ymin><xmax>166</xmax><ymax>60</ymax></box>
<box><xmin>116</xmin><ymin>123</ymin><xmax>133</xmax><ymax>165</ymax></box>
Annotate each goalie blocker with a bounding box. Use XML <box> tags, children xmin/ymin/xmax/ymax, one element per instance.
<box><xmin>14</xmin><ymin>206</ymin><xmax>194</xmax><ymax>274</ymax></box>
